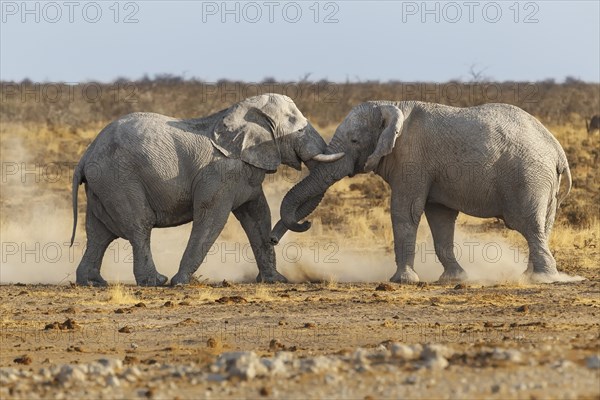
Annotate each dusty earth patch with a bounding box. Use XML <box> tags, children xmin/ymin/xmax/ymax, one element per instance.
<box><xmin>1</xmin><ymin>280</ymin><xmax>598</xmax><ymax>399</ymax></box>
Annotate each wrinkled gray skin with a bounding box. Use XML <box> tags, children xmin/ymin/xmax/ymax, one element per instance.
<box><xmin>273</xmin><ymin>101</ymin><xmax>572</xmax><ymax>283</ymax></box>
<box><xmin>586</xmin><ymin>115</ymin><xmax>600</xmax><ymax>134</ymax></box>
<box><xmin>71</xmin><ymin>94</ymin><xmax>340</xmax><ymax>286</ymax></box>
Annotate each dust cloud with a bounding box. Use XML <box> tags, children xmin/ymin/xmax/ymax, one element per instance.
<box><xmin>1</xmin><ymin>200</ymin><xmax>584</xmax><ymax>285</ymax></box>
<box><xmin>1</xmin><ymin>209</ymin><xmax>260</xmax><ymax>284</ymax></box>
<box><xmin>275</xmin><ymin>224</ymin><xmax>530</xmax><ymax>284</ymax></box>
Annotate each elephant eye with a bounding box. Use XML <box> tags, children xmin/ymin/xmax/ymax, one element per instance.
<box><xmin>351</xmin><ymin>139</ymin><xmax>359</xmax><ymax>144</ymax></box>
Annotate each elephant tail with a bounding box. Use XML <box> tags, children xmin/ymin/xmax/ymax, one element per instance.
<box><xmin>556</xmin><ymin>157</ymin><xmax>571</xmax><ymax>210</ymax></box>
<box><xmin>70</xmin><ymin>163</ymin><xmax>85</xmax><ymax>247</ymax></box>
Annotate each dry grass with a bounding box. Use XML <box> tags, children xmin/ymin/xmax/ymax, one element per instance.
<box><xmin>106</xmin><ymin>283</ymin><xmax>138</xmax><ymax>305</ymax></box>
<box><xmin>194</xmin><ymin>287</ymin><xmax>221</xmax><ymax>303</ymax></box>
<box><xmin>253</xmin><ymin>285</ymin><xmax>275</xmax><ymax>302</ymax></box>
<box><xmin>324</xmin><ymin>274</ymin><xmax>339</xmax><ymax>289</ymax></box>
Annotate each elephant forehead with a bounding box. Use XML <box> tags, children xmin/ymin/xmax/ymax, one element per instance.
<box><xmin>240</xmin><ymin>94</ymin><xmax>271</xmax><ymax>108</ymax></box>
<box><xmin>265</xmin><ymin>96</ymin><xmax>303</xmax><ymax>115</ymax></box>
<box><xmin>342</xmin><ymin>113</ymin><xmax>370</xmax><ymax>131</ymax></box>
<box><xmin>241</xmin><ymin>93</ymin><xmax>294</xmax><ymax>109</ymax></box>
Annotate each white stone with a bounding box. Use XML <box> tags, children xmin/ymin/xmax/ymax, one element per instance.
<box><xmin>122</xmin><ymin>367</ymin><xmax>142</xmax><ymax>382</ymax></box>
<box><xmin>353</xmin><ymin>348</ymin><xmax>370</xmax><ymax>364</ymax></box>
<box><xmin>302</xmin><ymin>356</ymin><xmax>340</xmax><ymax>373</ymax></box>
<box><xmin>216</xmin><ymin>352</ymin><xmax>268</xmax><ymax>380</ymax></box>
<box><xmin>423</xmin><ymin>355</ymin><xmax>449</xmax><ymax>369</ymax></box>
<box><xmin>87</xmin><ymin>362</ymin><xmax>113</xmax><ymax>377</ymax></box>
<box><xmin>106</xmin><ymin>375</ymin><xmax>121</xmax><ymax>387</ymax></box>
<box><xmin>391</xmin><ymin>343</ymin><xmax>420</xmax><ymax>360</ymax></box>
<box><xmin>57</xmin><ymin>365</ymin><xmax>87</xmax><ymax>385</ymax></box>
<box><xmin>585</xmin><ymin>355</ymin><xmax>600</xmax><ymax>369</ymax></box>
<box><xmin>421</xmin><ymin>344</ymin><xmax>453</xmax><ymax>359</ymax></box>
<box><xmin>491</xmin><ymin>348</ymin><xmax>523</xmax><ymax>363</ymax></box>
<box><xmin>97</xmin><ymin>358</ymin><xmax>123</xmax><ymax>371</ymax></box>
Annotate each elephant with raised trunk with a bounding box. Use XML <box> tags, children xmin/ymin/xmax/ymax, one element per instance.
<box><xmin>71</xmin><ymin>94</ymin><xmax>342</xmax><ymax>286</ymax></box>
<box><xmin>272</xmin><ymin>101</ymin><xmax>572</xmax><ymax>283</ymax></box>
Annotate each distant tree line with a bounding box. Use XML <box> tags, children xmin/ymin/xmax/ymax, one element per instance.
<box><xmin>1</xmin><ymin>78</ymin><xmax>598</xmax><ymax>132</ymax></box>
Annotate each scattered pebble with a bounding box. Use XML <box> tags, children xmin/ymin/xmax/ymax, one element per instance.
<box><xmin>215</xmin><ymin>296</ymin><xmax>247</xmax><ymax>304</ymax></box>
<box><xmin>375</xmin><ymin>283</ymin><xmax>395</xmax><ymax>291</ymax></box>
<box><xmin>259</xmin><ymin>386</ymin><xmax>271</xmax><ymax>396</ymax></box>
<box><xmin>0</xmin><ymin>343</ymin><xmax>595</xmax><ymax>397</ymax></box>
<box><xmin>13</xmin><ymin>355</ymin><xmax>32</xmax><ymax>365</ymax></box>
<box><xmin>491</xmin><ymin>348</ymin><xmax>523</xmax><ymax>364</ymax></box>
<box><xmin>123</xmin><ymin>355</ymin><xmax>139</xmax><ymax>365</ymax></box>
<box><xmin>390</xmin><ymin>343</ymin><xmax>421</xmax><ymax>360</ymax></box>
<box><xmin>585</xmin><ymin>355</ymin><xmax>600</xmax><ymax>369</ymax></box>
<box><xmin>269</xmin><ymin>339</ymin><xmax>285</xmax><ymax>351</ymax></box>
<box><xmin>207</xmin><ymin>337</ymin><xmax>221</xmax><ymax>349</ymax></box>
<box><xmin>44</xmin><ymin>318</ymin><xmax>79</xmax><ymax>330</ymax></box>
<box><xmin>215</xmin><ymin>352</ymin><xmax>268</xmax><ymax>380</ymax></box>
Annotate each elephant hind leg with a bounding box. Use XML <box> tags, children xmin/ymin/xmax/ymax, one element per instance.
<box><xmin>131</xmin><ymin>230</ymin><xmax>168</xmax><ymax>286</ymax></box>
<box><xmin>424</xmin><ymin>203</ymin><xmax>467</xmax><ymax>283</ymax></box>
<box><xmin>522</xmin><ymin>233</ymin><xmax>559</xmax><ymax>281</ymax></box>
<box><xmin>511</xmin><ymin>199</ymin><xmax>559</xmax><ymax>281</ymax></box>
<box><xmin>76</xmin><ymin>210</ymin><xmax>116</xmax><ymax>286</ymax></box>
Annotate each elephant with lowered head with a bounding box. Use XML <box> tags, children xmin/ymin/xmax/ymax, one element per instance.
<box><xmin>71</xmin><ymin>94</ymin><xmax>342</xmax><ymax>286</ymax></box>
<box><xmin>272</xmin><ymin>101</ymin><xmax>572</xmax><ymax>283</ymax></box>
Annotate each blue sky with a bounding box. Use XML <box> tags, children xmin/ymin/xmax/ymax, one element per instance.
<box><xmin>1</xmin><ymin>1</ymin><xmax>599</xmax><ymax>83</ymax></box>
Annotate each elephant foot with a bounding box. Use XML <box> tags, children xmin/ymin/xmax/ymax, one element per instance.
<box><xmin>76</xmin><ymin>271</ymin><xmax>108</xmax><ymax>287</ymax></box>
<box><xmin>390</xmin><ymin>268</ymin><xmax>420</xmax><ymax>284</ymax></box>
<box><xmin>437</xmin><ymin>268</ymin><xmax>468</xmax><ymax>283</ymax></box>
<box><xmin>76</xmin><ymin>277</ymin><xmax>108</xmax><ymax>287</ymax></box>
<box><xmin>170</xmin><ymin>271</ymin><xmax>191</xmax><ymax>286</ymax></box>
<box><xmin>523</xmin><ymin>263</ymin><xmax>561</xmax><ymax>283</ymax></box>
<box><xmin>523</xmin><ymin>270</ymin><xmax>561</xmax><ymax>284</ymax></box>
<box><xmin>257</xmin><ymin>270</ymin><xmax>288</xmax><ymax>283</ymax></box>
<box><xmin>137</xmin><ymin>273</ymin><xmax>168</xmax><ymax>287</ymax></box>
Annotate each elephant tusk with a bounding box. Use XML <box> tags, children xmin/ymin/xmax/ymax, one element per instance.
<box><xmin>311</xmin><ymin>152</ymin><xmax>345</xmax><ymax>163</ymax></box>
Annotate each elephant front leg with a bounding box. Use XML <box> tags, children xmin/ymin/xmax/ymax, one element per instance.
<box><xmin>388</xmin><ymin>199</ymin><xmax>424</xmax><ymax>284</ymax></box>
<box><xmin>171</xmin><ymin>206</ymin><xmax>231</xmax><ymax>286</ymax></box>
<box><xmin>424</xmin><ymin>203</ymin><xmax>468</xmax><ymax>283</ymax></box>
<box><xmin>233</xmin><ymin>193</ymin><xmax>288</xmax><ymax>283</ymax></box>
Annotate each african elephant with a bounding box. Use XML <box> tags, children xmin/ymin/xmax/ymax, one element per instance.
<box><xmin>71</xmin><ymin>94</ymin><xmax>342</xmax><ymax>286</ymax></box>
<box><xmin>586</xmin><ymin>115</ymin><xmax>600</xmax><ymax>134</ymax></box>
<box><xmin>272</xmin><ymin>101</ymin><xmax>572</xmax><ymax>283</ymax></box>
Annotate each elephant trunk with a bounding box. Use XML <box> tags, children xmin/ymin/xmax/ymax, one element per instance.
<box><xmin>276</xmin><ymin>144</ymin><xmax>348</xmax><ymax>240</ymax></box>
<box><xmin>270</xmin><ymin>193</ymin><xmax>325</xmax><ymax>244</ymax></box>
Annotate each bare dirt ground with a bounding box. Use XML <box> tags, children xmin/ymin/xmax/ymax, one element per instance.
<box><xmin>1</xmin><ymin>92</ymin><xmax>599</xmax><ymax>399</ymax></box>
<box><xmin>1</xmin><ymin>278</ymin><xmax>599</xmax><ymax>399</ymax></box>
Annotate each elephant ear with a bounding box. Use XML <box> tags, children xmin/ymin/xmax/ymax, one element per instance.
<box><xmin>211</xmin><ymin>104</ymin><xmax>281</xmax><ymax>172</ymax></box>
<box><xmin>364</xmin><ymin>105</ymin><xmax>405</xmax><ymax>172</ymax></box>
